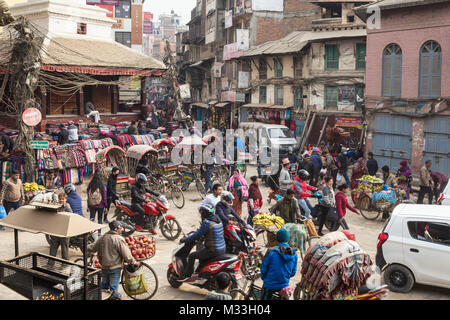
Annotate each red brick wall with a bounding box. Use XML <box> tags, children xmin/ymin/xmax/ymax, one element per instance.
<box><xmin>284</xmin><ymin>0</ymin><xmax>318</xmax><ymax>13</ymax></box>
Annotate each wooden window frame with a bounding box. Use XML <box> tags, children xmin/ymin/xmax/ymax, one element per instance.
<box><xmin>325</xmin><ymin>44</ymin><xmax>339</xmax><ymax>70</ymax></box>
<box><xmin>324</xmin><ymin>85</ymin><xmax>338</xmax><ymax>110</ymax></box>
<box><xmin>419</xmin><ymin>40</ymin><xmax>441</xmax><ymax>98</ymax></box>
<box><xmin>382</xmin><ymin>43</ymin><xmax>402</xmax><ymax>97</ymax></box>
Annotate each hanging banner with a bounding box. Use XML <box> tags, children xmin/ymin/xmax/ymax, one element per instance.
<box><xmin>225</xmin><ymin>10</ymin><xmax>233</xmax><ymax>29</ymax></box>
<box><xmin>22</xmin><ymin>108</ymin><xmax>42</xmax><ymax>127</ymax></box>
<box><xmin>112</xmin><ymin>18</ymin><xmax>124</xmax><ymax>29</ymax></box>
<box><xmin>236</xmin><ymin>29</ymin><xmax>249</xmax><ymax>51</ymax></box>
<box><xmin>143</xmin><ymin>20</ymin><xmax>153</xmax><ymax>34</ymax></box>
<box><xmin>338</xmin><ymin>86</ymin><xmax>355</xmax><ymax>104</ymax></box>
<box><xmin>221</xmin><ymin>77</ymin><xmax>229</xmax><ymax>91</ymax></box>
<box><xmin>223</xmin><ymin>43</ymin><xmax>244</xmax><ymax>61</ymax></box>
<box><xmin>180</xmin><ymin>84</ymin><xmax>191</xmax><ymax>99</ymax></box>
<box><xmin>238</xmin><ymin>71</ymin><xmax>249</xmax><ymax>88</ymax></box>
<box><xmin>335</xmin><ymin>117</ymin><xmax>362</xmax><ymax>128</ymax></box>
<box><xmin>143</xmin><ymin>12</ymin><xmax>154</xmax><ymax>20</ymax></box>
<box><xmin>212</xmin><ymin>62</ymin><xmax>222</xmax><ymax>78</ymax></box>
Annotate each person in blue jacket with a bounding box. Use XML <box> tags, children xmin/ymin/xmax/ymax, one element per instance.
<box><xmin>64</xmin><ymin>184</ymin><xmax>83</xmax><ymax>216</ymax></box>
<box><xmin>260</xmin><ymin>229</ymin><xmax>297</xmax><ymax>300</ymax></box>
<box><xmin>310</xmin><ymin>148</ymin><xmax>323</xmax><ymax>187</ymax></box>
<box><xmin>178</xmin><ymin>204</ymin><xmax>226</xmax><ymax>281</ymax></box>
<box><xmin>214</xmin><ymin>191</ymin><xmax>246</xmax><ymax>226</ymax></box>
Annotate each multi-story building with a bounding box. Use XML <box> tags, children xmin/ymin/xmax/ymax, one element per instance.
<box><xmin>355</xmin><ymin>0</ymin><xmax>450</xmax><ymax>175</ymax></box>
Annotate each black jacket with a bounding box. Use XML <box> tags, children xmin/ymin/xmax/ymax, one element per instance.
<box><xmin>1</xmin><ymin>135</ymin><xmax>14</xmax><ymax>153</ymax></box>
<box><xmin>215</xmin><ymin>201</ymin><xmax>246</xmax><ymax>226</ymax></box>
<box><xmin>58</xmin><ymin>129</ymin><xmax>69</xmax><ymax>145</ymax></box>
<box><xmin>367</xmin><ymin>158</ymin><xmax>379</xmax><ymax>176</ymax></box>
<box><xmin>336</xmin><ymin>153</ymin><xmax>348</xmax><ymax>171</ymax></box>
<box><xmin>131</xmin><ymin>182</ymin><xmax>159</xmax><ymax>206</ymax></box>
<box><xmin>107</xmin><ymin>173</ymin><xmax>118</xmax><ymax>200</ymax></box>
<box><xmin>300</xmin><ymin>161</ymin><xmax>315</xmax><ymax>178</ymax></box>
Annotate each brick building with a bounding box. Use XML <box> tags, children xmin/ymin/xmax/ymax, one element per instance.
<box><xmin>355</xmin><ymin>0</ymin><xmax>450</xmax><ymax>175</ymax></box>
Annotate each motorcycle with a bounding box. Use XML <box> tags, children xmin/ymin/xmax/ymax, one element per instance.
<box><xmin>167</xmin><ymin>235</ymin><xmax>244</xmax><ymax>292</ymax></box>
<box><xmin>113</xmin><ymin>194</ymin><xmax>182</xmax><ymax>241</ymax></box>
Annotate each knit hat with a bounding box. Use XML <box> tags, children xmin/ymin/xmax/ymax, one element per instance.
<box><xmin>276</xmin><ymin>229</ymin><xmax>290</xmax><ymax>243</ymax></box>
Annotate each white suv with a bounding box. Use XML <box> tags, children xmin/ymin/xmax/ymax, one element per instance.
<box><xmin>376</xmin><ymin>204</ymin><xmax>450</xmax><ymax>293</ymax></box>
<box><xmin>438</xmin><ymin>182</ymin><xmax>450</xmax><ymax>205</ymax></box>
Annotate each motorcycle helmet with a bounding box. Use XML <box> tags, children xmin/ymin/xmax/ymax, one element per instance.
<box><xmin>136</xmin><ymin>173</ymin><xmax>148</xmax><ymax>184</ymax></box>
<box><xmin>64</xmin><ymin>184</ymin><xmax>76</xmax><ymax>195</ymax></box>
<box><xmin>198</xmin><ymin>203</ymin><xmax>214</xmax><ymax>220</ymax></box>
<box><xmin>221</xmin><ymin>191</ymin><xmax>234</xmax><ymax>207</ymax></box>
<box><xmin>297</xmin><ymin>169</ymin><xmax>310</xmax><ymax>181</ymax></box>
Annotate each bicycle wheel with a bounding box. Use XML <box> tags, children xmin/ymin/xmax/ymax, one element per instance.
<box><xmin>359</xmin><ymin>194</ymin><xmax>381</xmax><ymax>220</ymax></box>
<box><xmin>160</xmin><ymin>218</ymin><xmax>182</xmax><ymax>241</ymax></box>
<box><xmin>170</xmin><ymin>185</ymin><xmax>185</xmax><ymax>209</ymax></box>
<box><xmin>121</xmin><ymin>262</ymin><xmax>159</xmax><ymax>300</ymax></box>
<box><xmin>195</xmin><ymin>179</ymin><xmax>206</xmax><ymax>199</ymax></box>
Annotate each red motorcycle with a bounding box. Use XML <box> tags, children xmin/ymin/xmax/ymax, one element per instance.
<box><xmin>113</xmin><ymin>194</ymin><xmax>182</xmax><ymax>241</ymax></box>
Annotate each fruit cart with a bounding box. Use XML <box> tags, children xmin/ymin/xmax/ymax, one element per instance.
<box><xmin>0</xmin><ymin>206</ymin><xmax>105</xmax><ymax>300</ymax></box>
<box><xmin>353</xmin><ymin>176</ymin><xmax>386</xmax><ymax>220</ymax></box>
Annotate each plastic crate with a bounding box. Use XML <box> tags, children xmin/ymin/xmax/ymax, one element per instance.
<box><xmin>0</xmin><ymin>252</ymin><xmax>101</xmax><ymax>300</ymax></box>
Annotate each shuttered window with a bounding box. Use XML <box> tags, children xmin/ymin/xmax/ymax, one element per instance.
<box><xmin>259</xmin><ymin>86</ymin><xmax>267</xmax><ymax>104</ymax></box>
<box><xmin>356</xmin><ymin>43</ymin><xmax>366</xmax><ymax>70</ymax></box>
<box><xmin>324</xmin><ymin>85</ymin><xmax>338</xmax><ymax>110</ymax></box>
<box><xmin>325</xmin><ymin>44</ymin><xmax>339</xmax><ymax>70</ymax></box>
<box><xmin>274</xmin><ymin>58</ymin><xmax>283</xmax><ymax>78</ymax></box>
<box><xmin>294</xmin><ymin>86</ymin><xmax>303</xmax><ymax>109</ymax></box>
<box><xmin>419</xmin><ymin>41</ymin><xmax>441</xmax><ymax>98</ymax></box>
<box><xmin>259</xmin><ymin>59</ymin><xmax>267</xmax><ymax>80</ymax></box>
<box><xmin>382</xmin><ymin>44</ymin><xmax>402</xmax><ymax>97</ymax></box>
<box><xmin>275</xmin><ymin>85</ymin><xmax>283</xmax><ymax>105</ymax></box>
<box><xmin>293</xmin><ymin>56</ymin><xmax>302</xmax><ymax>78</ymax></box>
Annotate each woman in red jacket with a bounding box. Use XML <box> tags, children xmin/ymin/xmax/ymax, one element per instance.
<box><xmin>335</xmin><ymin>184</ymin><xmax>360</xmax><ymax>230</ymax></box>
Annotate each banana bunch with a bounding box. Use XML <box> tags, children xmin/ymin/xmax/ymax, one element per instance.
<box><xmin>24</xmin><ymin>183</ymin><xmax>45</xmax><ymax>191</ymax></box>
<box><xmin>253</xmin><ymin>212</ymin><xmax>285</xmax><ymax>229</ymax></box>
<box><xmin>361</xmin><ymin>175</ymin><xmax>383</xmax><ymax>183</ymax></box>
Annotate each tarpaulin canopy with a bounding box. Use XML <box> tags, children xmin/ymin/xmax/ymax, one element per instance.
<box><xmin>0</xmin><ymin>206</ymin><xmax>105</xmax><ymax>238</ymax></box>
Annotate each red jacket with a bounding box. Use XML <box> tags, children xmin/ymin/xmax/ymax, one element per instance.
<box><xmin>335</xmin><ymin>191</ymin><xmax>358</xmax><ymax>219</ymax></box>
<box><xmin>292</xmin><ymin>176</ymin><xmax>316</xmax><ymax>199</ymax></box>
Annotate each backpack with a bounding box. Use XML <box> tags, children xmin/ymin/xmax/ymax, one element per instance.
<box><xmin>88</xmin><ymin>188</ymin><xmax>102</xmax><ymax>207</ymax></box>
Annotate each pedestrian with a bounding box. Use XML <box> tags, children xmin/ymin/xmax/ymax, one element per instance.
<box><xmin>269</xmin><ymin>189</ymin><xmax>301</xmax><ymax>224</ymax></box>
<box><xmin>300</xmin><ymin>154</ymin><xmax>314</xmax><ymax>184</ymax></box>
<box><xmin>318</xmin><ymin>177</ymin><xmax>335</xmax><ymax>236</ymax></box>
<box><xmin>351</xmin><ymin>157</ymin><xmax>368</xmax><ymax>190</ymax></box>
<box><xmin>87</xmin><ymin>221</ymin><xmax>139</xmax><ymax>300</ymax></box>
<box><xmin>227</xmin><ymin>169</ymin><xmax>248</xmax><ymax>217</ymax></box>
<box><xmin>279</xmin><ymin>158</ymin><xmax>292</xmax><ymax>197</ymax></box>
<box><xmin>381</xmin><ymin>166</ymin><xmax>398</xmax><ymax>188</ymax></box>
<box><xmin>292</xmin><ymin>169</ymin><xmax>317</xmax><ymax>218</ymax></box>
<box><xmin>57</xmin><ymin>124</ymin><xmax>69</xmax><ymax>145</ymax></box>
<box><xmin>127</xmin><ymin>120</ymin><xmax>138</xmax><ymax>135</ymax></box>
<box><xmin>138</xmin><ymin>120</ymin><xmax>147</xmax><ymax>135</ymax></box>
<box><xmin>247</xmin><ymin>176</ymin><xmax>263</xmax><ymax>226</ymax></box>
<box><xmin>0</xmin><ymin>132</ymin><xmax>14</xmax><ymax>155</ymax></box>
<box><xmin>87</xmin><ymin>171</ymin><xmax>107</xmax><ymax>230</ymax></box>
<box><xmin>204</xmin><ymin>272</ymin><xmax>233</xmax><ymax>300</ymax></box>
<box><xmin>336</xmin><ymin>147</ymin><xmax>351</xmax><ymax>186</ymax></box>
<box><xmin>430</xmin><ymin>171</ymin><xmax>448</xmax><ymax>203</ymax></box>
<box><xmin>0</xmin><ymin>169</ymin><xmax>24</xmax><ymax>229</ymax></box>
<box><xmin>322</xmin><ymin>151</ymin><xmax>337</xmax><ymax>178</ymax></box>
<box><xmin>335</xmin><ymin>184</ymin><xmax>360</xmax><ymax>230</ymax></box>
<box><xmin>64</xmin><ymin>184</ymin><xmax>84</xmax><ymax>216</ymax></box>
<box><xmin>67</xmin><ymin>122</ymin><xmax>78</xmax><ymax>143</ymax></box>
<box><xmin>260</xmin><ymin>229</ymin><xmax>297</xmax><ymax>300</ymax></box>
<box><xmin>310</xmin><ymin>147</ymin><xmax>323</xmax><ymax>187</ymax></box>
<box><xmin>85</xmin><ymin>101</ymin><xmax>101</xmax><ymax>123</ymax></box>
<box><xmin>199</xmin><ymin>183</ymin><xmax>223</xmax><ymax>209</ymax></box>
<box><xmin>204</xmin><ymin>162</ymin><xmax>214</xmax><ymax>195</ymax></box>
<box><xmin>106</xmin><ymin>166</ymin><xmax>120</xmax><ymax>223</ymax></box>
<box><xmin>396</xmin><ymin>161</ymin><xmax>412</xmax><ymax>200</ymax></box>
<box><xmin>417</xmin><ymin>160</ymin><xmax>433</xmax><ymax>204</ymax></box>
<box><xmin>367</xmin><ymin>152</ymin><xmax>379</xmax><ymax>176</ymax></box>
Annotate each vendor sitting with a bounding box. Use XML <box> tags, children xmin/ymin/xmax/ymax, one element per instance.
<box><xmin>85</xmin><ymin>101</ymin><xmax>101</xmax><ymax>123</ymax></box>
<box><xmin>43</xmin><ymin>170</ymin><xmax>62</xmax><ymax>191</ymax></box>
<box><xmin>67</xmin><ymin>122</ymin><xmax>79</xmax><ymax>143</ymax></box>
<box><xmin>0</xmin><ymin>132</ymin><xmax>14</xmax><ymax>156</ymax></box>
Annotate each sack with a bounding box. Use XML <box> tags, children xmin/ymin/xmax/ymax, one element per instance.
<box><xmin>88</xmin><ymin>189</ymin><xmax>102</xmax><ymax>207</ymax></box>
<box><xmin>123</xmin><ymin>269</ymin><xmax>148</xmax><ymax>296</ymax></box>
<box><xmin>305</xmin><ymin>218</ymin><xmax>318</xmax><ymax>237</ymax></box>
<box><xmin>336</xmin><ymin>172</ymin><xmax>346</xmax><ymax>186</ymax></box>
<box><xmin>327</xmin><ymin>207</ymin><xmax>339</xmax><ymax>222</ymax></box>
<box><xmin>0</xmin><ymin>205</ymin><xmax>6</xmax><ymax>219</ymax></box>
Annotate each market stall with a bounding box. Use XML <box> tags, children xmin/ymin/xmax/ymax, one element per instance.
<box><xmin>0</xmin><ymin>206</ymin><xmax>105</xmax><ymax>300</ymax></box>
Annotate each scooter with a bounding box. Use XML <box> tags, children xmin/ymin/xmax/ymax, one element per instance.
<box><xmin>113</xmin><ymin>192</ymin><xmax>182</xmax><ymax>241</ymax></box>
<box><xmin>167</xmin><ymin>236</ymin><xmax>244</xmax><ymax>291</ymax></box>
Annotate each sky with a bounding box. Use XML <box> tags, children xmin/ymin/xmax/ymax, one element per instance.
<box><xmin>144</xmin><ymin>0</ymin><xmax>196</xmax><ymax>25</ymax></box>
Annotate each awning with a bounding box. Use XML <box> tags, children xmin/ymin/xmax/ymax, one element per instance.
<box><xmin>191</xmin><ymin>102</ymin><xmax>209</xmax><ymax>108</ymax></box>
<box><xmin>271</xmin><ymin>105</ymin><xmax>293</xmax><ymax>110</ymax></box>
<box><xmin>214</xmin><ymin>102</ymin><xmax>231</xmax><ymax>108</ymax></box>
<box><xmin>208</xmin><ymin>100</ymin><xmax>218</xmax><ymax>105</ymax></box>
<box><xmin>241</xmin><ymin>104</ymin><xmax>292</xmax><ymax>110</ymax></box>
<box><xmin>190</xmin><ymin>60</ymin><xmax>205</xmax><ymax>67</ymax></box>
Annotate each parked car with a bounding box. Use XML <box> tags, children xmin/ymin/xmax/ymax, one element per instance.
<box><xmin>376</xmin><ymin>204</ymin><xmax>450</xmax><ymax>293</ymax></box>
<box><xmin>438</xmin><ymin>182</ymin><xmax>450</xmax><ymax>206</ymax></box>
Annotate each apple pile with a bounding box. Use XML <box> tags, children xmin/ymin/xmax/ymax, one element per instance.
<box><xmin>125</xmin><ymin>235</ymin><xmax>156</xmax><ymax>260</ymax></box>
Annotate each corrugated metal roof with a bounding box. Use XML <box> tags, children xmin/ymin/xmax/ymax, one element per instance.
<box><xmin>241</xmin><ymin>29</ymin><xmax>366</xmax><ymax>58</ymax></box>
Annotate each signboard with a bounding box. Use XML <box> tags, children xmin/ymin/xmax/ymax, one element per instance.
<box><xmin>97</xmin><ymin>4</ymin><xmax>114</xmax><ymax>17</ymax></box>
<box><xmin>221</xmin><ymin>91</ymin><xmax>245</xmax><ymax>103</ymax></box>
<box><xmin>338</xmin><ymin>86</ymin><xmax>355</xmax><ymax>104</ymax></box>
<box><xmin>335</xmin><ymin>117</ymin><xmax>362</xmax><ymax>129</ymax></box>
<box><xmin>221</xmin><ymin>77</ymin><xmax>229</xmax><ymax>91</ymax></box>
<box><xmin>236</xmin><ymin>29</ymin><xmax>249</xmax><ymax>51</ymax></box>
<box><xmin>143</xmin><ymin>20</ymin><xmax>153</xmax><ymax>34</ymax></box>
<box><xmin>238</xmin><ymin>71</ymin><xmax>249</xmax><ymax>88</ymax></box>
<box><xmin>225</xmin><ymin>10</ymin><xmax>233</xmax><ymax>29</ymax></box>
<box><xmin>30</xmin><ymin>141</ymin><xmax>49</xmax><ymax>150</ymax></box>
<box><xmin>143</xmin><ymin>12</ymin><xmax>154</xmax><ymax>20</ymax></box>
<box><xmin>236</xmin><ymin>92</ymin><xmax>245</xmax><ymax>102</ymax></box>
<box><xmin>223</xmin><ymin>43</ymin><xmax>244</xmax><ymax>61</ymax></box>
<box><xmin>180</xmin><ymin>84</ymin><xmax>191</xmax><ymax>99</ymax></box>
<box><xmin>213</xmin><ymin>63</ymin><xmax>222</xmax><ymax>78</ymax></box>
<box><xmin>129</xmin><ymin>76</ymin><xmax>141</xmax><ymax>89</ymax></box>
<box><xmin>22</xmin><ymin>108</ymin><xmax>42</xmax><ymax>127</ymax></box>
<box><xmin>112</xmin><ymin>18</ymin><xmax>124</xmax><ymax>29</ymax></box>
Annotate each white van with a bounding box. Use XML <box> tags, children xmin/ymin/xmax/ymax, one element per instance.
<box><xmin>376</xmin><ymin>204</ymin><xmax>450</xmax><ymax>293</ymax></box>
<box><xmin>238</xmin><ymin>122</ymin><xmax>297</xmax><ymax>155</ymax></box>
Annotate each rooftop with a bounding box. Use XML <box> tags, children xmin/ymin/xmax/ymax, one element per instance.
<box><xmin>354</xmin><ymin>0</ymin><xmax>450</xmax><ymax>19</ymax></box>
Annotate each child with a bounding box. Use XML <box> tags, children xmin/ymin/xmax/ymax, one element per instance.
<box><xmin>204</xmin><ymin>272</ymin><xmax>233</xmax><ymax>300</ymax></box>
<box><xmin>247</xmin><ymin>176</ymin><xmax>263</xmax><ymax>226</ymax></box>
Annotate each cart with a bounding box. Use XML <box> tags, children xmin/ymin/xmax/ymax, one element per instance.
<box><xmin>0</xmin><ymin>206</ymin><xmax>105</xmax><ymax>300</ymax></box>
<box><xmin>95</xmin><ymin>145</ymin><xmax>127</xmax><ymax>183</ymax></box>
<box><xmin>126</xmin><ymin>145</ymin><xmax>159</xmax><ymax>178</ymax></box>
<box><xmin>353</xmin><ymin>178</ymin><xmax>386</xmax><ymax>220</ymax></box>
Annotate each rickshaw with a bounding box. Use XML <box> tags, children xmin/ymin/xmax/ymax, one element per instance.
<box><xmin>126</xmin><ymin>145</ymin><xmax>185</xmax><ymax>209</ymax></box>
<box><xmin>95</xmin><ymin>145</ymin><xmax>127</xmax><ymax>183</ymax></box>
<box><xmin>152</xmin><ymin>139</ymin><xmax>175</xmax><ymax>165</ymax></box>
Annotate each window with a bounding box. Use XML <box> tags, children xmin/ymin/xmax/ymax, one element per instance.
<box><xmin>325</xmin><ymin>44</ymin><xmax>339</xmax><ymax>70</ymax></box>
<box><xmin>382</xmin><ymin>44</ymin><xmax>402</xmax><ymax>97</ymax></box>
<box><xmin>115</xmin><ymin>0</ymin><xmax>131</xmax><ymax>18</ymax></box>
<box><xmin>419</xmin><ymin>40</ymin><xmax>441</xmax><ymax>98</ymax></box>
<box><xmin>407</xmin><ymin>221</ymin><xmax>450</xmax><ymax>246</ymax></box>
<box><xmin>347</xmin><ymin>15</ymin><xmax>355</xmax><ymax>23</ymax></box>
<box><xmin>294</xmin><ymin>86</ymin><xmax>303</xmax><ymax>110</ymax></box>
<box><xmin>268</xmin><ymin>128</ymin><xmax>294</xmax><ymax>139</ymax></box>
<box><xmin>77</xmin><ymin>23</ymin><xmax>86</xmax><ymax>35</ymax></box>
<box><xmin>275</xmin><ymin>85</ymin><xmax>283</xmax><ymax>105</ymax></box>
<box><xmin>356</xmin><ymin>43</ymin><xmax>366</xmax><ymax>70</ymax></box>
<box><xmin>259</xmin><ymin>59</ymin><xmax>267</xmax><ymax>80</ymax></box>
<box><xmin>274</xmin><ymin>58</ymin><xmax>283</xmax><ymax>78</ymax></box>
<box><xmin>324</xmin><ymin>85</ymin><xmax>338</xmax><ymax>110</ymax></box>
<box><xmin>115</xmin><ymin>32</ymin><xmax>131</xmax><ymax>47</ymax></box>
<box><xmin>259</xmin><ymin>86</ymin><xmax>267</xmax><ymax>104</ymax></box>
<box><xmin>293</xmin><ymin>56</ymin><xmax>302</xmax><ymax>78</ymax></box>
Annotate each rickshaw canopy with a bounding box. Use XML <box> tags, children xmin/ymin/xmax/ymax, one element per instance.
<box><xmin>126</xmin><ymin>145</ymin><xmax>158</xmax><ymax>161</ymax></box>
<box><xmin>153</xmin><ymin>139</ymin><xmax>175</xmax><ymax>148</ymax></box>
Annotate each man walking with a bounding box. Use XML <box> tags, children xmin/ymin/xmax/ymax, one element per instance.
<box><xmin>279</xmin><ymin>158</ymin><xmax>292</xmax><ymax>197</ymax></box>
<box><xmin>417</xmin><ymin>160</ymin><xmax>433</xmax><ymax>204</ymax></box>
<box><xmin>0</xmin><ymin>169</ymin><xmax>24</xmax><ymax>215</ymax></box>
<box><xmin>87</xmin><ymin>221</ymin><xmax>139</xmax><ymax>300</ymax></box>
<box><xmin>106</xmin><ymin>167</ymin><xmax>120</xmax><ymax>223</ymax></box>
<box><xmin>367</xmin><ymin>152</ymin><xmax>379</xmax><ymax>176</ymax></box>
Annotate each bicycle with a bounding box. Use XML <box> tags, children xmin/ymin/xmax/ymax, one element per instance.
<box><xmin>230</xmin><ymin>270</ymin><xmax>286</xmax><ymax>300</ymax></box>
<box><xmin>149</xmin><ymin>172</ymin><xmax>185</xmax><ymax>209</ymax></box>
<box><xmin>74</xmin><ymin>255</ymin><xmax>159</xmax><ymax>300</ymax></box>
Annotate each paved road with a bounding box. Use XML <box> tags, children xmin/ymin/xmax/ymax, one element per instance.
<box><xmin>0</xmin><ymin>165</ymin><xmax>448</xmax><ymax>300</ymax></box>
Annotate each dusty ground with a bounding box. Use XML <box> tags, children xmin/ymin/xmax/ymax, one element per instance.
<box><xmin>0</xmin><ymin>165</ymin><xmax>448</xmax><ymax>300</ymax></box>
